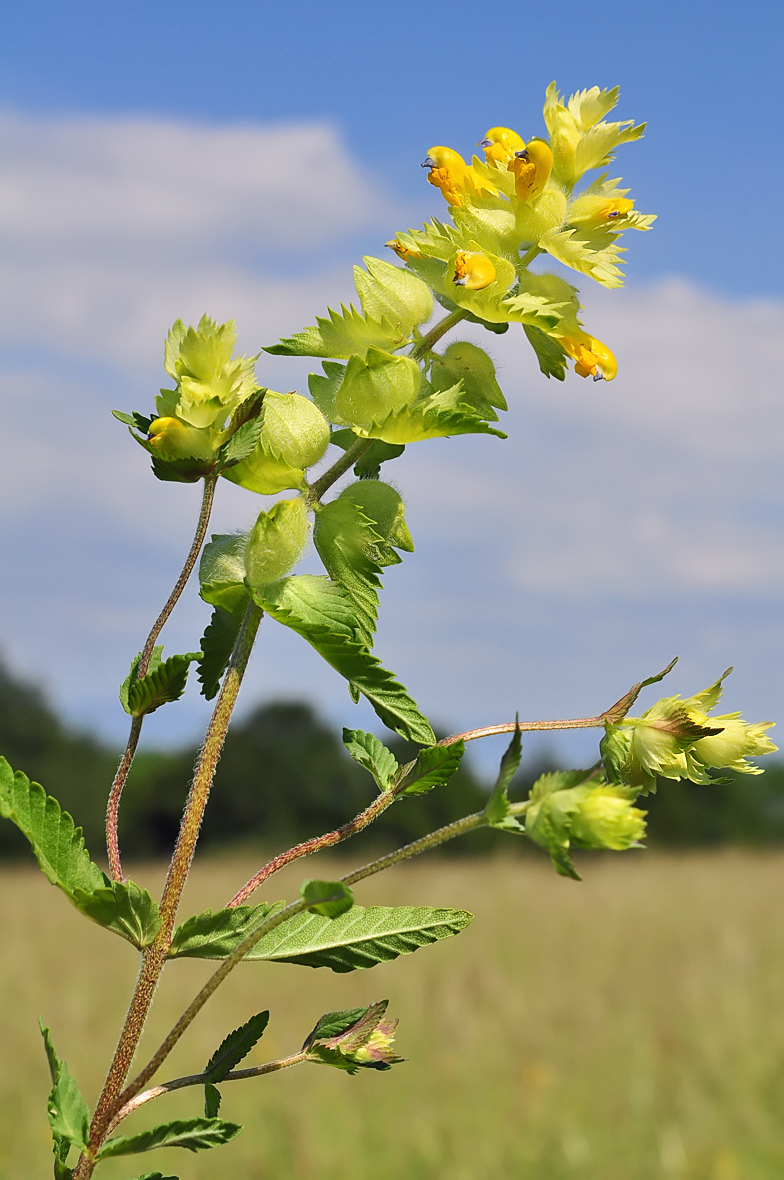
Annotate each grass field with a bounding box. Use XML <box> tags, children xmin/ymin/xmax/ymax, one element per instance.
<box><xmin>4</xmin><ymin>849</ymin><xmax>784</xmax><ymax>1179</ymax></box>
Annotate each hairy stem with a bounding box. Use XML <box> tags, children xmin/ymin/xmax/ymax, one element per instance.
<box><xmin>75</xmin><ymin>599</ymin><xmax>262</xmax><ymax>1178</ymax></box>
<box><xmin>341</xmin><ymin>811</ymin><xmax>489</xmax><ymax>885</ymax></box>
<box><xmin>227</xmin><ymin>789</ymin><xmax>399</xmax><ymax>907</ymax></box>
<box><xmin>519</xmin><ymin>244</ymin><xmax>542</xmax><ymax>268</ymax></box>
<box><xmin>107</xmin><ymin>1052</ymin><xmax>307</xmax><ymax>1136</ymax></box>
<box><xmin>411</xmin><ymin>308</ymin><xmax>469</xmax><ymax>359</ymax></box>
<box><xmin>306</xmin><ymin>437</ymin><xmax>372</xmax><ymax>506</ymax></box>
<box><xmin>106</xmin><ymin>472</ymin><xmax>218</xmax><ymax>880</ymax></box>
<box><xmin>441</xmin><ymin>715</ymin><xmax>605</xmax><ymax>746</ymax></box>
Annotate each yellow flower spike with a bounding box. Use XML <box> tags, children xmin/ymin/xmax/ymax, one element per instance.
<box><xmin>452</xmin><ymin>251</ymin><xmax>497</xmax><ymax>291</ymax></box>
<box><xmin>478</xmin><ymin>126</ymin><xmax>525</xmax><ymax>164</ymax></box>
<box><xmin>508</xmin><ymin>139</ymin><xmax>553</xmax><ymax>201</ymax></box>
<box><xmin>422</xmin><ymin>146</ymin><xmax>497</xmax><ymax>207</ymax></box>
<box><xmin>560</xmin><ymin>333</ymin><xmax>617</xmax><ymax>382</ymax></box>
<box><xmin>385</xmin><ymin>238</ymin><xmax>421</xmax><ymax>262</ymax></box>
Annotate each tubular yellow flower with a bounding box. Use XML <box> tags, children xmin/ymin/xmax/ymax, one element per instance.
<box><xmin>508</xmin><ymin>140</ymin><xmax>553</xmax><ymax>201</ymax></box>
<box><xmin>452</xmin><ymin>251</ymin><xmax>497</xmax><ymax>291</ymax></box>
<box><xmin>422</xmin><ymin>146</ymin><xmax>497</xmax><ymax>207</ymax></box>
<box><xmin>478</xmin><ymin>126</ymin><xmax>525</xmax><ymax>164</ymax></box>
<box><xmin>385</xmin><ymin>238</ymin><xmax>421</xmax><ymax>261</ymax></box>
<box><xmin>560</xmin><ymin>332</ymin><xmax>617</xmax><ymax>381</ymax></box>
<box><xmin>567</xmin><ymin>194</ymin><xmax>636</xmax><ymax>226</ymax></box>
<box><xmin>146</xmin><ymin>416</ymin><xmax>217</xmax><ymax>460</ymax></box>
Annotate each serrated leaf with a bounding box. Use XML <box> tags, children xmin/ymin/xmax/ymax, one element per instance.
<box><xmin>331</xmin><ymin>429</ymin><xmax>406</xmax><ymax>479</ymax></box>
<box><xmin>197</xmin><ymin>604</ymin><xmax>246</xmax><ymax>700</ymax></box>
<box><xmin>40</xmin><ymin>1023</ymin><xmax>90</xmax><ymax>1152</ymax></box>
<box><xmin>342</xmin><ymin>728</ymin><xmax>399</xmax><ymax>791</ymax></box>
<box><xmin>198</xmin><ymin>531</ymin><xmax>251</xmax><ymax>613</ymax></box>
<box><xmin>523</xmin><ymin>324</ymin><xmax>568</xmax><ymax>381</ymax></box>
<box><xmin>203</xmin><ymin>1084</ymin><xmax>221</xmax><ymax>1119</ymax></box>
<box><xmin>302</xmin><ymin>1007</ymin><xmax>367</xmax><ymax>1048</ymax></box>
<box><xmin>217</xmin><ymin>414</ymin><xmax>264</xmax><ymax>467</ymax></box>
<box><xmin>301</xmin><ymin>879</ymin><xmax>354</xmax><ymax>918</ymax></box>
<box><xmin>72</xmin><ymin>878</ymin><xmax>162</xmax><ymax>948</ymax></box>
<box><xmin>120</xmin><ymin>646</ymin><xmax>163</xmax><ymax>714</ymax></box>
<box><xmin>204</xmin><ymin>1011</ymin><xmax>270</xmax><ymax>1082</ymax></box>
<box><xmin>394</xmin><ymin>741</ymin><xmax>464</xmax><ymax>796</ymax></box>
<box><xmin>484</xmin><ymin>724</ymin><xmax>525</xmax><ymax>831</ymax></box>
<box><xmin>539</xmin><ymin>225</ymin><xmax>626</xmax><ymax>289</ymax></box>
<box><xmin>243</xmin><ymin>904</ymin><xmax>473</xmax><ymax>972</ymax></box>
<box><xmin>358</xmin><ymin>383</ymin><xmax>507</xmax><ymax>445</ymax></box>
<box><xmin>313</xmin><ymin>498</ymin><xmax>387</xmax><ymax>647</ymax></box>
<box><xmin>251</xmin><ymin>579</ymin><xmax>435</xmax><ymax>744</ymax></box>
<box><xmin>265</xmin><ymin>303</ymin><xmax>407</xmax><ymax>359</ymax></box>
<box><xmin>113</xmin><ymin>409</ymin><xmax>154</xmax><ymax>432</ymax></box>
<box><xmin>97</xmin><ymin>1118</ymin><xmax>242</xmax><ymax>1159</ymax></box>
<box><xmin>168</xmin><ymin>902</ymin><xmax>278</xmax><ymax>959</ymax></box>
<box><xmin>127</xmin><ymin>652</ymin><xmax>201</xmax><ymax>717</ymax></box>
<box><xmin>529</xmin><ymin>768</ymin><xmax>600</xmax><ymax>804</ymax></box>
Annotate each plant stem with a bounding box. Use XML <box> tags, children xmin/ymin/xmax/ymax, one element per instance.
<box><xmin>106</xmin><ymin>471</ymin><xmax>218</xmax><ymax>881</ymax></box>
<box><xmin>519</xmin><ymin>244</ymin><xmax>542</xmax><ymax>268</ymax></box>
<box><xmin>341</xmin><ymin>811</ymin><xmax>487</xmax><ymax>885</ymax></box>
<box><xmin>306</xmin><ymin>437</ymin><xmax>372</xmax><ymax>506</ymax></box>
<box><xmin>441</xmin><ymin>715</ymin><xmax>605</xmax><ymax>746</ymax></box>
<box><xmin>411</xmin><ymin>308</ymin><xmax>469</xmax><ymax>359</ymax></box>
<box><xmin>75</xmin><ymin>599</ymin><xmax>263</xmax><ymax>1179</ymax></box>
<box><xmin>227</xmin><ymin>789</ymin><xmax>399</xmax><ymax>907</ymax></box>
<box><xmin>107</xmin><ymin>1052</ymin><xmax>307</xmax><ymax>1135</ymax></box>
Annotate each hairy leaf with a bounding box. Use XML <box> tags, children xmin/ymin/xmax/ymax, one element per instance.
<box><xmin>168</xmin><ymin>902</ymin><xmax>278</xmax><ymax>959</ymax></box>
<box><xmin>484</xmin><ymin>724</ymin><xmax>525</xmax><ymax>832</ymax></box>
<box><xmin>204</xmin><ymin>1011</ymin><xmax>270</xmax><ymax>1082</ymax></box>
<box><xmin>72</xmin><ymin>879</ymin><xmax>162</xmax><ymax>948</ymax></box>
<box><xmin>198</xmin><ymin>531</ymin><xmax>250</xmax><ymax>613</ymax></box>
<box><xmin>197</xmin><ymin>604</ymin><xmax>246</xmax><ymax>700</ymax></box>
<box><xmin>523</xmin><ymin>325</ymin><xmax>568</xmax><ymax>381</ymax></box>
<box><xmin>313</xmin><ymin>498</ymin><xmax>387</xmax><ymax>646</ymax></box>
<box><xmin>265</xmin><ymin>303</ymin><xmax>406</xmax><ymax>359</ymax></box>
<box><xmin>127</xmin><ymin>652</ymin><xmax>201</xmax><ymax>717</ymax></box>
<box><xmin>244</xmin><ymin>904</ymin><xmax>472</xmax><ymax>971</ymax></box>
<box><xmin>359</xmin><ymin>383</ymin><xmax>507</xmax><ymax>445</ymax></box>
<box><xmin>40</xmin><ymin>1023</ymin><xmax>90</xmax><ymax>1152</ymax></box>
<box><xmin>394</xmin><ymin>741</ymin><xmax>464</xmax><ymax>796</ymax></box>
<box><xmin>301</xmin><ymin>879</ymin><xmax>354</xmax><ymax>918</ymax></box>
<box><xmin>330</xmin><ymin>429</ymin><xmax>405</xmax><ymax>479</ymax></box>
<box><xmin>342</xmin><ymin>728</ymin><xmax>399</xmax><ymax>791</ymax></box>
<box><xmin>97</xmin><ymin>1118</ymin><xmax>242</xmax><ymax>1159</ymax></box>
<box><xmin>252</xmin><ymin>580</ymin><xmax>435</xmax><ymax>744</ymax></box>
<box><xmin>120</xmin><ymin>646</ymin><xmax>163</xmax><ymax>714</ymax></box>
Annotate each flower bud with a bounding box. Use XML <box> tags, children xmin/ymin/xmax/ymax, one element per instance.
<box><xmin>222</xmin><ymin>391</ymin><xmax>330</xmax><ymax>495</ymax></box>
<box><xmin>304</xmin><ymin>1001</ymin><xmax>404</xmax><ymax>1073</ymax></box>
<box><xmin>159</xmin><ymin>315</ymin><xmax>256</xmax><ymax>431</ymax></box>
<box><xmin>147</xmin><ymin>417</ymin><xmax>218</xmax><ymax>461</ymax></box>
<box><xmin>569</xmin><ymin>785</ymin><xmax>646</xmax><ymax>850</ymax></box>
<box><xmin>244</xmin><ymin>497</ymin><xmax>308</xmax><ymax>588</ymax></box>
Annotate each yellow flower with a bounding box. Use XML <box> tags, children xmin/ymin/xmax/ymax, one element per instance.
<box><xmin>560</xmin><ymin>332</ymin><xmax>617</xmax><ymax>381</ymax></box>
<box><xmin>385</xmin><ymin>238</ymin><xmax>421</xmax><ymax>261</ymax></box>
<box><xmin>508</xmin><ymin>140</ymin><xmax>553</xmax><ymax>201</ymax></box>
<box><xmin>478</xmin><ymin>126</ymin><xmax>525</xmax><ymax>164</ymax></box>
<box><xmin>452</xmin><ymin>251</ymin><xmax>497</xmax><ymax>291</ymax></box>
<box><xmin>422</xmin><ymin>146</ymin><xmax>497</xmax><ymax>207</ymax></box>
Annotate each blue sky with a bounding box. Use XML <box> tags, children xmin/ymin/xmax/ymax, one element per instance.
<box><xmin>0</xmin><ymin>0</ymin><xmax>782</xmax><ymax>773</ymax></box>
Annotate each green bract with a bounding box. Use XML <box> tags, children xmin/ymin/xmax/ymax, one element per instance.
<box><xmin>222</xmin><ymin>391</ymin><xmax>330</xmax><ymax>494</ymax></box>
<box><xmin>244</xmin><ymin>498</ymin><xmax>309</xmax><ymax>589</ymax></box>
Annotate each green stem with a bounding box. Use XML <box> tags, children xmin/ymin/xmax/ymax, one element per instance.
<box><xmin>106</xmin><ymin>472</ymin><xmax>218</xmax><ymax>881</ymax></box>
<box><xmin>440</xmin><ymin>715</ymin><xmax>605</xmax><ymax>746</ymax></box>
<box><xmin>411</xmin><ymin>308</ymin><xmax>469</xmax><ymax>359</ymax></box>
<box><xmin>75</xmin><ymin>599</ymin><xmax>263</xmax><ymax>1179</ymax></box>
<box><xmin>305</xmin><ymin>437</ymin><xmax>372</xmax><ymax>506</ymax></box>
<box><xmin>107</xmin><ymin>1052</ymin><xmax>307</xmax><ymax>1136</ymax></box>
<box><xmin>519</xmin><ymin>245</ymin><xmax>542</xmax><ymax>269</ymax></box>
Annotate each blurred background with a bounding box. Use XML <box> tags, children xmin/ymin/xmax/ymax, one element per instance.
<box><xmin>1</xmin><ymin>1</ymin><xmax>784</xmax><ymax>1176</ymax></box>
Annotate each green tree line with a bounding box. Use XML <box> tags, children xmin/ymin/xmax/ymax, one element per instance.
<box><xmin>0</xmin><ymin>659</ymin><xmax>782</xmax><ymax>863</ymax></box>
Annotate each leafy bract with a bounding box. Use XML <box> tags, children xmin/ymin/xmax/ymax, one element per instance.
<box><xmin>40</xmin><ymin>1022</ymin><xmax>90</xmax><ymax>1153</ymax></box>
<box><xmin>330</xmin><ymin>429</ymin><xmax>405</xmax><ymax>479</ymax></box>
<box><xmin>198</xmin><ymin>531</ymin><xmax>251</xmax><ymax>613</ymax></box>
<box><xmin>303</xmin><ymin>1008</ymin><xmax>367</xmax><ymax>1046</ymax></box>
<box><xmin>394</xmin><ymin>741</ymin><xmax>464</xmax><ymax>796</ymax></box>
<box><xmin>539</xmin><ymin>226</ymin><xmax>626</xmax><ymax>288</ymax></box>
<box><xmin>353</xmin><ymin>256</ymin><xmax>433</xmax><ymax>333</ymax></box>
<box><xmin>484</xmin><ymin>724</ymin><xmax>525</xmax><ymax>832</ymax></box>
<box><xmin>197</xmin><ymin>603</ymin><xmax>246</xmax><ymax>700</ymax></box>
<box><xmin>356</xmin><ymin>382</ymin><xmax>507</xmax><ymax>445</ymax></box>
<box><xmin>0</xmin><ymin>758</ymin><xmax>161</xmax><ymax>947</ymax></box>
<box><xmin>300</xmin><ymin>879</ymin><xmax>354</xmax><ymax>918</ymax></box>
<box><xmin>310</xmin><ymin>349</ymin><xmax>422</xmax><ymax>430</ymax></box>
<box><xmin>252</xmin><ymin>576</ymin><xmax>435</xmax><ymax>744</ymax></box>
<box><xmin>204</xmin><ymin>1011</ymin><xmax>270</xmax><ymax>1082</ymax></box>
<box><xmin>342</xmin><ymin>728</ymin><xmax>399</xmax><ymax>792</ymax></box>
<box><xmin>125</xmin><ymin>652</ymin><xmax>201</xmax><ymax>717</ymax></box>
<box><xmin>120</xmin><ymin>646</ymin><xmax>163</xmax><ymax>713</ymax></box>
<box><xmin>112</xmin><ymin>409</ymin><xmax>154</xmax><ymax>433</ymax></box>
<box><xmin>243</xmin><ymin>904</ymin><xmax>473</xmax><ymax>971</ymax></box>
<box><xmin>97</xmin><ymin>1119</ymin><xmax>242</xmax><ymax>1159</ymax></box>
<box><xmin>523</xmin><ymin>325</ymin><xmax>568</xmax><ymax>380</ymax></box>
<box><xmin>313</xmin><ymin>497</ymin><xmax>391</xmax><ymax>647</ymax></box>
<box><xmin>265</xmin><ymin>303</ymin><xmax>406</xmax><ymax>360</ymax></box>
<box><xmin>168</xmin><ymin>902</ymin><xmax>277</xmax><ymax>959</ymax></box>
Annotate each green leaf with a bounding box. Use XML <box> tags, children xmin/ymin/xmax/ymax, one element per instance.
<box><xmin>394</xmin><ymin>741</ymin><xmax>464</xmax><ymax>796</ymax></box>
<box><xmin>313</xmin><ymin>497</ymin><xmax>388</xmax><ymax>647</ymax></box>
<box><xmin>303</xmin><ymin>1000</ymin><xmax>403</xmax><ymax>1073</ymax></box>
<box><xmin>529</xmin><ymin>768</ymin><xmax>602</xmax><ymax>804</ymax></box>
<box><xmin>523</xmin><ymin>325</ymin><xmax>568</xmax><ymax>381</ymax></box>
<box><xmin>602</xmin><ymin>656</ymin><xmax>679</xmax><ymax>724</ymax></box>
<box><xmin>72</xmin><ymin>878</ymin><xmax>162</xmax><ymax>948</ymax></box>
<box><xmin>127</xmin><ymin>1174</ymin><xmax>179</xmax><ymax>1180</ymax></box>
<box><xmin>302</xmin><ymin>1007</ymin><xmax>367</xmax><ymax>1047</ymax></box>
<box><xmin>217</xmin><ymin>388</ymin><xmax>266</xmax><ymax>468</ymax></box>
<box><xmin>97</xmin><ymin>1118</ymin><xmax>242</xmax><ymax>1159</ymax></box>
<box><xmin>112</xmin><ymin>409</ymin><xmax>154</xmax><ymax>432</ymax></box>
<box><xmin>168</xmin><ymin>902</ymin><xmax>278</xmax><ymax>959</ymax></box>
<box><xmin>197</xmin><ymin>604</ymin><xmax>246</xmax><ymax>700</ymax></box>
<box><xmin>40</xmin><ymin>1022</ymin><xmax>90</xmax><ymax>1152</ymax></box>
<box><xmin>330</xmin><ymin>429</ymin><xmax>405</xmax><ymax>479</ymax></box>
<box><xmin>204</xmin><ymin>1011</ymin><xmax>270</xmax><ymax>1082</ymax></box>
<box><xmin>484</xmin><ymin>724</ymin><xmax>525</xmax><ymax>832</ymax></box>
<box><xmin>252</xmin><ymin>578</ymin><xmax>435</xmax><ymax>744</ymax></box>
<box><xmin>265</xmin><ymin>303</ymin><xmax>407</xmax><ymax>359</ymax></box>
<box><xmin>244</xmin><ymin>904</ymin><xmax>473</xmax><ymax>972</ymax></box>
<box><xmin>203</xmin><ymin>1084</ymin><xmax>221</xmax><ymax>1119</ymax></box>
<box><xmin>120</xmin><ymin>646</ymin><xmax>163</xmax><ymax>714</ymax></box>
<box><xmin>353</xmin><ymin>256</ymin><xmax>433</xmax><ymax>333</ymax></box>
<box><xmin>198</xmin><ymin>531</ymin><xmax>251</xmax><ymax>613</ymax></box>
<box><xmin>359</xmin><ymin>382</ymin><xmax>507</xmax><ymax>445</ymax></box>
<box><xmin>301</xmin><ymin>879</ymin><xmax>354</xmax><ymax>918</ymax></box>
<box><xmin>342</xmin><ymin>728</ymin><xmax>399</xmax><ymax>791</ymax></box>
<box><xmin>127</xmin><ymin>652</ymin><xmax>201</xmax><ymax>717</ymax></box>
